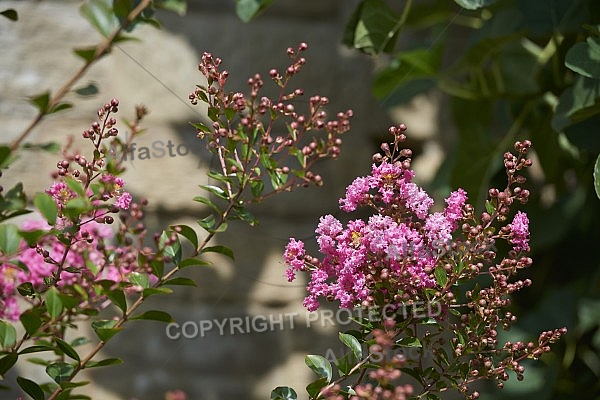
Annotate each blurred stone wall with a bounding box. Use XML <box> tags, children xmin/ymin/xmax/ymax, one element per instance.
<box><xmin>0</xmin><ymin>1</ymin><xmax>442</xmax><ymax>399</ymax></box>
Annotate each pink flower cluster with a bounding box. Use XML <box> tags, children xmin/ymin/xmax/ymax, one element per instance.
<box><xmin>284</xmin><ymin>160</ymin><xmax>469</xmax><ymax>311</ymax></box>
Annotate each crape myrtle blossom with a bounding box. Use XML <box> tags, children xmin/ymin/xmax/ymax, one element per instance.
<box><xmin>509</xmin><ymin>211</ymin><xmax>530</xmax><ymax>252</ymax></box>
<box><xmin>284</xmin><ymin>156</ymin><xmax>470</xmax><ymax>311</ymax></box>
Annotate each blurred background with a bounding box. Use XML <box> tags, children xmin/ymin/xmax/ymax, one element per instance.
<box><xmin>1</xmin><ymin>0</ymin><xmax>599</xmax><ymax>399</ymax></box>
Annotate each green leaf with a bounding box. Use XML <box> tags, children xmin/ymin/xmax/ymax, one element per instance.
<box><xmin>232</xmin><ymin>206</ymin><xmax>258</xmax><ymax>226</ymax></box>
<box><xmin>193</xmin><ymin>196</ymin><xmax>221</xmax><ymax>213</ymax></box>
<box><xmin>342</xmin><ymin>0</ymin><xmax>399</xmax><ymax>55</ymax></box>
<box><xmin>49</xmin><ymin>102</ymin><xmax>74</xmax><ymax>114</ymax></box>
<box><xmin>0</xmin><ymin>353</ymin><xmax>17</xmax><ymax>377</ymax></box>
<box><xmin>434</xmin><ymin>266</ymin><xmax>448</xmax><ymax>287</ymax></box>
<box><xmin>46</xmin><ymin>287</ymin><xmax>63</xmax><ymax>319</ymax></box>
<box><xmin>305</xmin><ymin>355</ymin><xmax>332</xmax><ymax>382</ymax></box>
<box><xmin>16</xmin><ymin>377</ymin><xmax>44</xmax><ymax>400</ymax></box>
<box><xmin>79</xmin><ymin>0</ymin><xmax>119</xmax><ymax>37</ymax></box>
<box><xmin>155</xmin><ymin>0</ymin><xmax>187</xmax><ymax>15</ymax></box>
<box><xmin>552</xmin><ymin>76</ymin><xmax>600</xmax><ymax>132</ymax></box>
<box><xmin>74</xmin><ymin>83</ymin><xmax>99</xmax><ymax>97</ymax></box>
<box><xmin>339</xmin><ymin>332</ymin><xmax>363</xmax><ymax>359</ymax></box>
<box><xmin>199</xmin><ymin>184</ymin><xmax>228</xmax><ymax>200</ymax></box>
<box><xmin>142</xmin><ymin>287</ymin><xmax>173</xmax><ymax>297</ymax></box>
<box><xmin>236</xmin><ymin>0</ymin><xmax>273</xmax><ymax>22</ymax></box>
<box><xmin>131</xmin><ymin>310</ymin><xmax>174</xmax><ymax>323</ymax></box>
<box><xmin>55</xmin><ymin>338</ymin><xmax>80</xmax><ymax>362</ymax></box>
<box><xmin>250</xmin><ymin>179</ymin><xmax>264</xmax><ymax>198</ymax></box>
<box><xmin>34</xmin><ymin>192</ymin><xmax>58</xmax><ymax>225</ymax></box>
<box><xmin>270</xmin><ymin>386</ymin><xmax>298</xmax><ymax>400</ymax></box>
<box><xmin>19</xmin><ymin>309</ymin><xmax>43</xmax><ymax>336</ymax></box>
<box><xmin>0</xmin><ymin>223</ymin><xmax>21</xmax><ymax>255</ymax></box>
<box><xmin>566</xmin><ymin>36</ymin><xmax>600</xmax><ymax>79</ymax></box>
<box><xmin>170</xmin><ymin>224</ymin><xmax>199</xmax><ymax>249</ymax></box>
<box><xmin>201</xmin><ymin>245</ymin><xmax>234</xmax><ymax>260</ymax></box>
<box><xmin>91</xmin><ymin>320</ymin><xmax>122</xmax><ymax>342</ymax></box>
<box><xmin>46</xmin><ymin>361</ymin><xmax>75</xmax><ymax>383</ymax></box>
<box><xmin>594</xmin><ymin>154</ymin><xmax>600</xmax><ymax>200</ymax></box>
<box><xmin>163</xmin><ymin>277</ymin><xmax>197</xmax><ymax>286</ymax></box>
<box><xmin>0</xmin><ymin>321</ymin><xmax>17</xmax><ymax>349</ymax></box>
<box><xmin>397</xmin><ymin>336</ymin><xmax>422</xmax><ymax>347</ymax></box>
<box><xmin>73</xmin><ymin>46</ymin><xmax>99</xmax><ymax>63</ymax></box>
<box><xmin>453</xmin><ymin>0</ymin><xmax>497</xmax><ymax>10</ymax></box>
<box><xmin>178</xmin><ymin>258</ymin><xmax>211</xmax><ymax>268</ymax></box>
<box><xmin>190</xmin><ymin>121</ymin><xmax>211</xmax><ymax>133</ymax></box>
<box><xmin>19</xmin><ymin>229</ymin><xmax>47</xmax><ymax>247</ymax></box>
<box><xmin>128</xmin><ymin>272</ymin><xmax>149</xmax><ymax>289</ymax></box>
<box><xmin>83</xmin><ymin>357</ymin><xmax>123</xmax><ymax>368</ymax></box>
<box><xmin>104</xmin><ymin>288</ymin><xmax>127</xmax><ymax>313</ymax></box>
<box><xmin>28</xmin><ymin>91</ymin><xmax>51</xmax><ymax>114</ymax></box>
<box><xmin>0</xmin><ymin>146</ymin><xmax>12</xmax><ymax>168</ymax></box>
<box><xmin>17</xmin><ymin>282</ymin><xmax>36</xmax><ymax>297</ymax></box>
<box><xmin>0</xmin><ymin>9</ymin><xmax>18</xmax><ymax>21</ymax></box>
<box><xmin>18</xmin><ymin>345</ymin><xmax>55</xmax><ymax>355</ymax></box>
<box><xmin>306</xmin><ymin>377</ymin><xmax>329</xmax><ymax>398</ymax></box>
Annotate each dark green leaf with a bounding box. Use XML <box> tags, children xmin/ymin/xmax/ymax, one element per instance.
<box><xmin>0</xmin><ymin>353</ymin><xmax>17</xmax><ymax>377</ymax></box>
<box><xmin>306</xmin><ymin>377</ymin><xmax>328</xmax><ymax>398</ymax></box>
<box><xmin>193</xmin><ymin>196</ymin><xmax>221</xmax><ymax>213</ymax></box>
<box><xmin>16</xmin><ymin>377</ymin><xmax>44</xmax><ymax>400</ymax></box>
<box><xmin>91</xmin><ymin>320</ymin><xmax>122</xmax><ymax>342</ymax></box>
<box><xmin>163</xmin><ymin>277</ymin><xmax>197</xmax><ymax>286</ymax></box>
<box><xmin>74</xmin><ymin>83</ymin><xmax>99</xmax><ymax>97</ymax></box>
<box><xmin>34</xmin><ymin>192</ymin><xmax>58</xmax><ymax>225</ymax></box>
<box><xmin>233</xmin><ymin>206</ymin><xmax>258</xmax><ymax>226</ymax></box>
<box><xmin>49</xmin><ymin>102</ymin><xmax>73</xmax><ymax>114</ymax></box>
<box><xmin>454</xmin><ymin>0</ymin><xmax>497</xmax><ymax>10</ymax></box>
<box><xmin>250</xmin><ymin>179</ymin><xmax>264</xmax><ymax>198</ymax></box>
<box><xmin>170</xmin><ymin>224</ymin><xmax>199</xmax><ymax>249</ymax></box>
<box><xmin>236</xmin><ymin>0</ymin><xmax>273</xmax><ymax>22</ymax></box>
<box><xmin>19</xmin><ymin>309</ymin><xmax>42</xmax><ymax>336</ymax></box>
<box><xmin>17</xmin><ymin>282</ymin><xmax>36</xmax><ymax>297</ymax></box>
<box><xmin>46</xmin><ymin>361</ymin><xmax>75</xmax><ymax>383</ymax></box>
<box><xmin>199</xmin><ymin>184</ymin><xmax>228</xmax><ymax>199</ymax></box>
<box><xmin>0</xmin><ymin>146</ymin><xmax>12</xmax><ymax>168</ymax></box>
<box><xmin>342</xmin><ymin>0</ymin><xmax>399</xmax><ymax>55</ymax></box>
<box><xmin>566</xmin><ymin>36</ymin><xmax>600</xmax><ymax>79</ymax></box>
<box><xmin>18</xmin><ymin>345</ymin><xmax>55</xmax><ymax>355</ymax></box>
<box><xmin>150</xmin><ymin>258</ymin><xmax>164</xmax><ymax>278</ymax></box>
<box><xmin>0</xmin><ymin>321</ymin><xmax>16</xmax><ymax>349</ymax></box>
<box><xmin>28</xmin><ymin>91</ymin><xmax>51</xmax><ymax>114</ymax></box>
<box><xmin>270</xmin><ymin>386</ymin><xmax>298</xmax><ymax>400</ymax></box>
<box><xmin>19</xmin><ymin>229</ymin><xmax>47</xmax><ymax>247</ymax></box>
<box><xmin>55</xmin><ymin>338</ymin><xmax>80</xmax><ymax>362</ymax></box>
<box><xmin>0</xmin><ymin>223</ymin><xmax>21</xmax><ymax>255</ymax></box>
<box><xmin>104</xmin><ymin>288</ymin><xmax>127</xmax><ymax>313</ymax></box>
<box><xmin>339</xmin><ymin>332</ymin><xmax>362</xmax><ymax>359</ymax></box>
<box><xmin>46</xmin><ymin>287</ymin><xmax>63</xmax><ymax>319</ymax></box>
<box><xmin>73</xmin><ymin>46</ymin><xmax>99</xmax><ymax>63</ymax></box>
<box><xmin>201</xmin><ymin>245</ymin><xmax>234</xmax><ymax>260</ymax></box>
<box><xmin>190</xmin><ymin>121</ymin><xmax>211</xmax><ymax>134</ymax></box>
<box><xmin>305</xmin><ymin>355</ymin><xmax>332</xmax><ymax>381</ymax></box>
<box><xmin>131</xmin><ymin>310</ymin><xmax>174</xmax><ymax>323</ymax></box>
<box><xmin>83</xmin><ymin>357</ymin><xmax>123</xmax><ymax>368</ymax></box>
<box><xmin>0</xmin><ymin>9</ymin><xmax>18</xmax><ymax>21</ymax></box>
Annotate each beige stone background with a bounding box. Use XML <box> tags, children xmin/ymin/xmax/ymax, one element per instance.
<box><xmin>0</xmin><ymin>1</ymin><xmax>445</xmax><ymax>399</ymax></box>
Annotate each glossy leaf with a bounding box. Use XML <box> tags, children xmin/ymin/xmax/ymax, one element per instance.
<box><xmin>397</xmin><ymin>336</ymin><xmax>422</xmax><ymax>347</ymax></box>
<box><xmin>34</xmin><ymin>192</ymin><xmax>58</xmax><ymax>225</ymax></box>
<box><xmin>84</xmin><ymin>357</ymin><xmax>123</xmax><ymax>368</ymax></box>
<box><xmin>142</xmin><ymin>287</ymin><xmax>173</xmax><ymax>297</ymax></box>
<box><xmin>46</xmin><ymin>361</ymin><xmax>75</xmax><ymax>383</ymax></box>
<box><xmin>178</xmin><ymin>258</ymin><xmax>211</xmax><ymax>268</ymax></box>
<box><xmin>170</xmin><ymin>224</ymin><xmax>199</xmax><ymax>249</ymax></box>
<box><xmin>552</xmin><ymin>76</ymin><xmax>600</xmax><ymax>132</ymax></box>
<box><xmin>270</xmin><ymin>386</ymin><xmax>298</xmax><ymax>400</ymax></box>
<box><xmin>0</xmin><ymin>353</ymin><xmax>17</xmax><ymax>376</ymax></box>
<box><xmin>19</xmin><ymin>309</ymin><xmax>43</xmax><ymax>336</ymax></box>
<box><xmin>104</xmin><ymin>288</ymin><xmax>127</xmax><ymax>313</ymax></box>
<box><xmin>434</xmin><ymin>266</ymin><xmax>448</xmax><ymax>287</ymax></box>
<box><xmin>343</xmin><ymin>0</ymin><xmax>399</xmax><ymax>55</ymax></box>
<box><xmin>80</xmin><ymin>0</ymin><xmax>119</xmax><ymax>37</ymax></box>
<box><xmin>339</xmin><ymin>332</ymin><xmax>363</xmax><ymax>359</ymax></box>
<box><xmin>91</xmin><ymin>320</ymin><xmax>122</xmax><ymax>342</ymax></box>
<box><xmin>306</xmin><ymin>377</ymin><xmax>328</xmax><ymax>398</ymax></box>
<box><xmin>305</xmin><ymin>355</ymin><xmax>332</xmax><ymax>382</ymax></box>
<box><xmin>163</xmin><ymin>277</ymin><xmax>197</xmax><ymax>286</ymax></box>
<box><xmin>128</xmin><ymin>272</ymin><xmax>150</xmax><ymax>289</ymax></box>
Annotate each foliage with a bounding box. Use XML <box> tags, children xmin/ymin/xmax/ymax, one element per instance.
<box><xmin>244</xmin><ymin>0</ymin><xmax>600</xmax><ymax>398</ymax></box>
